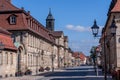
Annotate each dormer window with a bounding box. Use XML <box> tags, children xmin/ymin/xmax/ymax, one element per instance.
<box><xmin>9</xmin><ymin>15</ymin><xmax>17</xmax><ymax>25</ymax></box>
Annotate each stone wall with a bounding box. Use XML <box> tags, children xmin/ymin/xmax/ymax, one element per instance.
<box><xmin>0</xmin><ymin>50</ymin><xmax>17</xmax><ymax>78</ymax></box>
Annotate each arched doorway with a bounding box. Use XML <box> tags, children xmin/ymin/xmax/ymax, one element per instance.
<box><xmin>17</xmin><ymin>44</ymin><xmax>26</xmax><ymax>72</ymax></box>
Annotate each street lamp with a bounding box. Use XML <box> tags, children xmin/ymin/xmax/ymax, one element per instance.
<box><xmin>91</xmin><ymin>20</ymin><xmax>99</xmax><ymax>37</ymax></box>
<box><xmin>91</xmin><ymin>19</ymin><xmax>117</xmax><ymax>80</ymax></box>
<box><xmin>91</xmin><ymin>20</ymin><xmax>100</xmax><ymax>76</ymax></box>
<box><xmin>50</xmin><ymin>54</ymin><xmax>56</xmax><ymax>72</ymax></box>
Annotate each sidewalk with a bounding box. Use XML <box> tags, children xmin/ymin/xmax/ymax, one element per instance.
<box><xmin>0</xmin><ymin>69</ymin><xmax>63</xmax><ymax>80</ymax></box>
<box><xmin>86</xmin><ymin>68</ymin><xmax>112</xmax><ymax>80</ymax></box>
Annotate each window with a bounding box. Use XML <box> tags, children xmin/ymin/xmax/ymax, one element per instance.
<box><xmin>0</xmin><ymin>53</ymin><xmax>2</xmax><ymax>65</ymax></box>
<box><xmin>31</xmin><ymin>55</ymin><xmax>32</xmax><ymax>66</ymax></box>
<box><xmin>10</xmin><ymin>15</ymin><xmax>16</xmax><ymax>24</ymax></box>
<box><xmin>10</xmin><ymin>53</ymin><xmax>13</xmax><ymax>65</ymax></box>
<box><xmin>5</xmin><ymin>52</ymin><xmax>8</xmax><ymax>64</ymax></box>
<box><xmin>28</xmin><ymin>54</ymin><xmax>30</xmax><ymax>66</ymax></box>
<box><xmin>48</xmin><ymin>22</ymin><xmax>52</xmax><ymax>27</ymax></box>
<box><xmin>11</xmin><ymin>35</ymin><xmax>16</xmax><ymax>43</ymax></box>
<box><xmin>20</xmin><ymin>32</ymin><xmax>23</xmax><ymax>43</ymax></box>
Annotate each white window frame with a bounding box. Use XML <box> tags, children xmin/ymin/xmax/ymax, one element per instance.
<box><xmin>10</xmin><ymin>15</ymin><xmax>16</xmax><ymax>24</ymax></box>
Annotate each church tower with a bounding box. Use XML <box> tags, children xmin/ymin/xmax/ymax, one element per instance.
<box><xmin>46</xmin><ymin>9</ymin><xmax>55</xmax><ymax>31</ymax></box>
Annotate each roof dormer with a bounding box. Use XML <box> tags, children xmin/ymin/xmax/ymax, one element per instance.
<box><xmin>8</xmin><ymin>14</ymin><xmax>17</xmax><ymax>25</ymax></box>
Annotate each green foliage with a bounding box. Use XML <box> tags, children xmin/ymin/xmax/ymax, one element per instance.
<box><xmin>90</xmin><ymin>46</ymin><xmax>97</xmax><ymax>59</ymax></box>
<box><xmin>90</xmin><ymin>46</ymin><xmax>98</xmax><ymax>65</ymax></box>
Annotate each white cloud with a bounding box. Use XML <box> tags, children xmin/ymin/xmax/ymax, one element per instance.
<box><xmin>66</xmin><ymin>24</ymin><xmax>90</xmax><ymax>32</ymax></box>
<box><xmin>66</xmin><ymin>24</ymin><xmax>104</xmax><ymax>33</ymax></box>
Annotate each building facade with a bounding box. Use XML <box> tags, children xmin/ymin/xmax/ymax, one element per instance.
<box><xmin>72</xmin><ymin>52</ymin><xmax>86</xmax><ymax>66</ymax></box>
<box><xmin>0</xmin><ymin>27</ymin><xmax>17</xmax><ymax>77</ymax></box>
<box><xmin>100</xmin><ymin>0</ymin><xmax>120</xmax><ymax>79</ymax></box>
<box><xmin>0</xmin><ymin>0</ymin><xmax>71</xmax><ymax>76</ymax></box>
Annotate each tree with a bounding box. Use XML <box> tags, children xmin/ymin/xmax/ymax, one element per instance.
<box><xmin>90</xmin><ymin>46</ymin><xmax>96</xmax><ymax>59</ymax></box>
<box><xmin>90</xmin><ymin>46</ymin><xmax>97</xmax><ymax>71</ymax></box>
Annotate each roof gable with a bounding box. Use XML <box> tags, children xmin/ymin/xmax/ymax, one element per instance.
<box><xmin>72</xmin><ymin>52</ymin><xmax>86</xmax><ymax>60</ymax></box>
<box><xmin>0</xmin><ymin>27</ymin><xmax>11</xmax><ymax>35</ymax></box>
<box><xmin>0</xmin><ymin>27</ymin><xmax>17</xmax><ymax>50</ymax></box>
<box><xmin>111</xmin><ymin>0</ymin><xmax>120</xmax><ymax>12</ymax></box>
<box><xmin>0</xmin><ymin>34</ymin><xmax>17</xmax><ymax>50</ymax></box>
<box><xmin>0</xmin><ymin>0</ymin><xmax>55</xmax><ymax>44</ymax></box>
<box><xmin>0</xmin><ymin>0</ymin><xmax>20</xmax><ymax>11</ymax></box>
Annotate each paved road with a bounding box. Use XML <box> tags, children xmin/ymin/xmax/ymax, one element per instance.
<box><xmin>38</xmin><ymin>66</ymin><xmax>112</xmax><ymax>80</ymax></box>
<box><xmin>1</xmin><ymin>66</ymin><xmax>112</xmax><ymax>80</ymax></box>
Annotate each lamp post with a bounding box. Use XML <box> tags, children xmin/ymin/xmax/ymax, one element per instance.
<box><xmin>91</xmin><ymin>19</ymin><xmax>117</xmax><ymax>80</ymax></box>
<box><xmin>78</xmin><ymin>53</ymin><xmax>81</xmax><ymax>66</ymax></box>
<box><xmin>50</xmin><ymin>54</ymin><xmax>56</xmax><ymax>72</ymax></box>
<box><xmin>91</xmin><ymin>20</ymin><xmax>100</xmax><ymax>76</ymax></box>
<box><xmin>96</xmin><ymin>46</ymin><xmax>100</xmax><ymax>76</ymax></box>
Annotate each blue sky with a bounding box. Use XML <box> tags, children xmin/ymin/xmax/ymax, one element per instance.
<box><xmin>12</xmin><ymin>0</ymin><xmax>111</xmax><ymax>56</ymax></box>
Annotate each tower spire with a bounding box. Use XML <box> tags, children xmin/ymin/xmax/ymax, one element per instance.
<box><xmin>46</xmin><ymin>8</ymin><xmax>55</xmax><ymax>31</ymax></box>
<box><xmin>49</xmin><ymin>8</ymin><xmax>51</xmax><ymax>15</ymax></box>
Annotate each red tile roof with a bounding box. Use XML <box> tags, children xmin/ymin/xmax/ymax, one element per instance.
<box><xmin>53</xmin><ymin>31</ymin><xmax>63</xmax><ymax>37</ymax></box>
<box><xmin>72</xmin><ymin>52</ymin><xmax>86</xmax><ymax>61</ymax></box>
<box><xmin>0</xmin><ymin>27</ymin><xmax>11</xmax><ymax>35</ymax></box>
<box><xmin>79</xmin><ymin>53</ymin><xmax>86</xmax><ymax>61</ymax></box>
<box><xmin>0</xmin><ymin>11</ymin><xmax>28</xmax><ymax>30</ymax></box>
<box><xmin>111</xmin><ymin>0</ymin><xmax>120</xmax><ymax>12</ymax></box>
<box><xmin>0</xmin><ymin>27</ymin><xmax>17</xmax><ymax>50</ymax></box>
<box><xmin>0</xmin><ymin>0</ymin><xmax>20</xmax><ymax>11</ymax></box>
<box><xmin>0</xmin><ymin>0</ymin><xmax>55</xmax><ymax>44</ymax></box>
<box><xmin>72</xmin><ymin>52</ymin><xmax>79</xmax><ymax>58</ymax></box>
